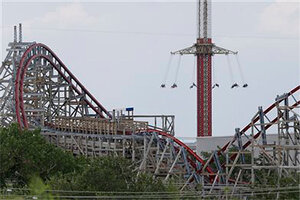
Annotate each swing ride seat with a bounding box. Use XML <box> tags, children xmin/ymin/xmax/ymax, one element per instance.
<box><xmin>190</xmin><ymin>83</ymin><xmax>197</xmax><ymax>89</ymax></box>
<box><xmin>212</xmin><ymin>83</ymin><xmax>219</xmax><ymax>89</ymax></box>
<box><xmin>171</xmin><ymin>83</ymin><xmax>178</xmax><ymax>88</ymax></box>
<box><xmin>231</xmin><ymin>83</ymin><xmax>239</xmax><ymax>89</ymax></box>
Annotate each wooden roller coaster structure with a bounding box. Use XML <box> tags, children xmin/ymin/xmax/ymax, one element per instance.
<box><xmin>0</xmin><ymin>25</ymin><xmax>299</xmax><ymax>198</ymax></box>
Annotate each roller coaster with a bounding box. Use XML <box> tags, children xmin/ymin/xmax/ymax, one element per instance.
<box><xmin>0</xmin><ymin>25</ymin><xmax>299</xmax><ymax>198</ymax></box>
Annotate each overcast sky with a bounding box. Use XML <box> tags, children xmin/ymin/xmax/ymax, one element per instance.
<box><xmin>1</xmin><ymin>0</ymin><xmax>299</xmax><ymax>140</ymax></box>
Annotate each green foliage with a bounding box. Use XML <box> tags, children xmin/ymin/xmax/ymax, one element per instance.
<box><xmin>132</xmin><ymin>173</ymin><xmax>165</xmax><ymax>192</ymax></box>
<box><xmin>252</xmin><ymin>170</ymin><xmax>299</xmax><ymax>200</ymax></box>
<box><xmin>0</xmin><ymin>124</ymin><xmax>78</xmax><ymax>188</ymax></box>
<box><xmin>48</xmin><ymin>157</ymin><xmax>177</xmax><ymax>197</ymax></box>
<box><xmin>0</xmin><ymin>124</ymin><xmax>178</xmax><ymax>198</ymax></box>
<box><xmin>28</xmin><ymin>176</ymin><xmax>53</xmax><ymax>200</ymax></box>
<box><xmin>48</xmin><ymin>157</ymin><xmax>134</xmax><ymax>193</ymax></box>
<box><xmin>79</xmin><ymin>157</ymin><xmax>133</xmax><ymax>191</ymax></box>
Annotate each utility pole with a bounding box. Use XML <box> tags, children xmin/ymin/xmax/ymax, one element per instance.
<box><xmin>171</xmin><ymin>0</ymin><xmax>237</xmax><ymax>137</ymax></box>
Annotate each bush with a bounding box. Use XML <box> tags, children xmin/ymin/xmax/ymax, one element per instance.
<box><xmin>0</xmin><ymin>124</ymin><xmax>78</xmax><ymax>187</ymax></box>
<box><xmin>0</xmin><ymin>124</ymin><xmax>177</xmax><ymax>199</ymax></box>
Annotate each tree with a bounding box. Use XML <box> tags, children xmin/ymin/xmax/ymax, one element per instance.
<box><xmin>0</xmin><ymin>124</ymin><xmax>178</xmax><ymax>199</ymax></box>
<box><xmin>48</xmin><ymin>157</ymin><xmax>176</xmax><ymax>198</ymax></box>
<box><xmin>0</xmin><ymin>124</ymin><xmax>79</xmax><ymax>187</ymax></box>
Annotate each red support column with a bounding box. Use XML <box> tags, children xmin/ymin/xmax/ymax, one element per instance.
<box><xmin>197</xmin><ymin>38</ymin><xmax>212</xmax><ymax>137</ymax></box>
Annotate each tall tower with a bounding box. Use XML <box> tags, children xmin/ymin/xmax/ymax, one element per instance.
<box><xmin>171</xmin><ymin>0</ymin><xmax>237</xmax><ymax>137</ymax></box>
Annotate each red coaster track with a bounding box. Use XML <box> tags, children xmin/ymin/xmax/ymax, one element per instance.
<box><xmin>13</xmin><ymin>43</ymin><xmax>300</xmax><ymax>184</ymax></box>
<box><xmin>15</xmin><ymin>43</ymin><xmax>111</xmax><ymax>128</ymax></box>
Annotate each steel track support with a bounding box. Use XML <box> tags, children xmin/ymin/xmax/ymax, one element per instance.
<box><xmin>180</xmin><ymin>172</ymin><xmax>195</xmax><ymax>191</ymax></box>
<box><xmin>235</xmin><ymin>128</ymin><xmax>245</xmax><ymax>164</ymax></box>
<box><xmin>230</xmin><ymin>169</ymin><xmax>242</xmax><ymax>197</ymax></box>
<box><xmin>138</xmin><ymin>133</ymin><xmax>155</xmax><ymax>173</ymax></box>
<box><xmin>258</xmin><ymin>106</ymin><xmax>267</xmax><ymax>145</ymax></box>
<box><xmin>164</xmin><ymin>147</ymin><xmax>183</xmax><ymax>182</ymax></box>
<box><xmin>208</xmin><ymin>171</ymin><xmax>219</xmax><ymax>194</ymax></box>
<box><xmin>154</xmin><ymin>139</ymin><xmax>170</xmax><ymax>175</ymax></box>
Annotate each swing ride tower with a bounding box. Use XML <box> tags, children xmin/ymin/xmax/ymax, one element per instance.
<box><xmin>171</xmin><ymin>0</ymin><xmax>237</xmax><ymax>137</ymax></box>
